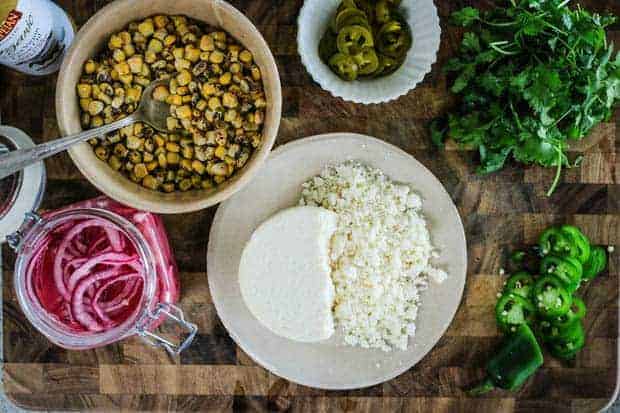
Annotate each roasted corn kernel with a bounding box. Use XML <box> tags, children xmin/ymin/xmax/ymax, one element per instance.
<box><xmin>78</xmin><ymin>14</ymin><xmax>266</xmax><ymax>193</ymax></box>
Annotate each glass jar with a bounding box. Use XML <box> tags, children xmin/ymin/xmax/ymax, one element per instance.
<box><xmin>0</xmin><ymin>0</ymin><xmax>75</xmax><ymax>75</ymax></box>
<box><xmin>7</xmin><ymin>196</ymin><xmax>196</xmax><ymax>354</ymax></box>
<box><xmin>0</xmin><ymin>125</ymin><xmax>45</xmax><ymax>243</ymax></box>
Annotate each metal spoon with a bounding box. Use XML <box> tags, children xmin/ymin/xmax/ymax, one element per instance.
<box><xmin>0</xmin><ymin>79</ymin><xmax>171</xmax><ymax>181</ymax></box>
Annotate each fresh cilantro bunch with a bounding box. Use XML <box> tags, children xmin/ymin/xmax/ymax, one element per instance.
<box><xmin>431</xmin><ymin>0</ymin><xmax>620</xmax><ymax>195</ymax></box>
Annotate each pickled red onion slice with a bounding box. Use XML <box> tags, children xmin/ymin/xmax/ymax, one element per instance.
<box><xmin>30</xmin><ymin>216</ymin><xmax>146</xmax><ymax>333</ymax></box>
<box><xmin>72</xmin><ymin>268</ymin><xmax>141</xmax><ymax>331</ymax></box>
<box><xmin>104</xmin><ymin>228</ymin><xmax>124</xmax><ymax>252</ymax></box>
<box><xmin>52</xmin><ymin>219</ymin><xmax>123</xmax><ymax>300</ymax></box>
<box><xmin>87</xmin><ymin>235</ymin><xmax>108</xmax><ymax>255</ymax></box>
<box><xmin>66</xmin><ymin>251</ymin><xmax>138</xmax><ymax>293</ymax></box>
<box><xmin>99</xmin><ymin>277</ymin><xmax>141</xmax><ymax>311</ymax></box>
<box><xmin>92</xmin><ymin>274</ymin><xmax>143</xmax><ymax>324</ymax></box>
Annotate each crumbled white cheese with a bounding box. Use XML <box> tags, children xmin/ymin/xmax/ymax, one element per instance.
<box><xmin>299</xmin><ymin>161</ymin><xmax>447</xmax><ymax>352</ymax></box>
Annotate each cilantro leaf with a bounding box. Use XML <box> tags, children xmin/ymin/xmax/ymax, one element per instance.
<box><xmin>451</xmin><ymin>7</ymin><xmax>480</xmax><ymax>27</ymax></box>
<box><xmin>462</xmin><ymin>32</ymin><xmax>481</xmax><ymax>52</ymax></box>
<box><xmin>430</xmin><ymin>119</ymin><xmax>447</xmax><ymax>147</ymax></box>
<box><xmin>561</xmin><ymin>12</ymin><xmax>573</xmax><ymax>30</ymax></box>
<box><xmin>451</xmin><ymin>64</ymin><xmax>475</xmax><ymax>93</ymax></box>
<box><xmin>431</xmin><ymin>0</ymin><xmax>620</xmax><ymax>196</ymax></box>
<box><xmin>479</xmin><ymin>72</ymin><xmax>504</xmax><ymax>97</ymax></box>
<box><xmin>477</xmin><ymin>146</ymin><xmax>511</xmax><ymax>174</ymax></box>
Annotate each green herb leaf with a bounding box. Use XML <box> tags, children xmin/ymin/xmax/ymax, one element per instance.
<box><xmin>462</xmin><ymin>32</ymin><xmax>481</xmax><ymax>52</ymax></box>
<box><xmin>433</xmin><ymin>0</ymin><xmax>620</xmax><ymax>196</ymax></box>
<box><xmin>451</xmin><ymin>64</ymin><xmax>475</xmax><ymax>93</ymax></box>
<box><xmin>452</xmin><ymin>7</ymin><xmax>480</xmax><ymax>27</ymax></box>
<box><xmin>430</xmin><ymin>119</ymin><xmax>447</xmax><ymax>147</ymax></box>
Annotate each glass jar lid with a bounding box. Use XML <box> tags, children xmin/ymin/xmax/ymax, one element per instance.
<box><xmin>0</xmin><ymin>126</ymin><xmax>46</xmax><ymax>243</ymax></box>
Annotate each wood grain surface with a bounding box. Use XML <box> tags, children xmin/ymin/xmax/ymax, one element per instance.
<box><xmin>1</xmin><ymin>0</ymin><xmax>619</xmax><ymax>411</ymax></box>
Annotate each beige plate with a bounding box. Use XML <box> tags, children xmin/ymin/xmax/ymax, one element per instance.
<box><xmin>207</xmin><ymin>133</ymin><xmax>467</xmax><ymax>390</ymax></box>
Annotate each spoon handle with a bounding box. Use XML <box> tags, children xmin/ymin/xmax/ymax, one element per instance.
<box><xmin>0</xmin><ymin>114</ymin><xmax>137</xmax><ymax>181</ymax></box>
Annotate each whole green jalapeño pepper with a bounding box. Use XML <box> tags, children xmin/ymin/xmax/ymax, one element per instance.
<box><xmin>539</xmin><ymin>256</ymin><xmax>582</xmax><ymax>293</ymax></box>
<box><xmin>495</xmin><ymin>292</ymin><xmax>536</xmax><ymax>333</ymax></box>
<box><xmin>468</xmin><ymin>324</ymin><xmax>544</xmax><ymax>395</ymax></box>
<box><xmin>582</xmin><ymin>246</ymin><xmax>607</xmax><ymax>280</ymax></box>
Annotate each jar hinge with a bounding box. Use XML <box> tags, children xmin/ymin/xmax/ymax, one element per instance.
<box><xmin>136</xmin><ymin>303</ymin><xmax>198</xmax><ymax>355</ymax></box>
<box><xmin>7</xmin><ymin>212</ymin><xmax>42</xmax><ymax>250</ymax></box>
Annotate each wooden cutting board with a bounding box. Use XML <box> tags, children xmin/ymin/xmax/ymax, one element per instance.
<box><xmin>1</xmin><ymin>0</ymin><xmax>618</xmax><ymax>411</ymax></box>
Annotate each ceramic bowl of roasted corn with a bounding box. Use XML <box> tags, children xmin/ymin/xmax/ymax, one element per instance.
<box><xmin>56</xmin><ymin>0</ymin><xmax>282</xmax><ymax>213</ymax></box>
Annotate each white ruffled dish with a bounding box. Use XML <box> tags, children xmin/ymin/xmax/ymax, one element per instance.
<box><xmin>297</xmin><ymin>0</ymin><xmax>441</xmax><ymax>104</ymax></box>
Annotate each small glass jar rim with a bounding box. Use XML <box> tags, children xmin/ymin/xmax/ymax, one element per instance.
<box><xmin>0</xmin><ymin>170</ymin><xmax>23</xmax><ymax>220</ymax></box>
<box><xmin>0</xmin><ymin>135</ymin><xmax>23</xmax><ymax>220</ymax></box>
<box><xmin>13</xmin><ymin>207</ymin><xmax>157</xmax><ymax>349</ymax></box>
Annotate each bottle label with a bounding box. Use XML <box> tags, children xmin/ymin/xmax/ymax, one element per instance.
<box><xmin>0</xmin><ymin>0</ymin><xmax>73</xmax><ymax>75</ymax></box>
<box><xmin>0</xmin><ymin>9</ymin><xmax>22</xmax><ymax>40</ymax></box>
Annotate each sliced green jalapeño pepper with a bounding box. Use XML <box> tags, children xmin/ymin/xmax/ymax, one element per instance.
<box><xmin>319</xmin><ymin>31</ymin><xmax>338</xmax><ymax>63</ymax></box>
<box><xmin>377</xmin><ymin>20</ymin><xmax>412</xmax><ymax>58</ymax></box>
<box><xmin>352</xmin><ymin>47</ymin><xmax>379</xmax><ymax>75</ymax></box>
<box><xmin>503</xmin><ymin>271</ymin><xmax>535</xmax><ymax>299</ymax></box>
<box><xmin>538</xmin><ymin>227</ymin><xmax>577</xmax><ymax>257</ymax></box>
<box><xmin>336</xmin><ymin>25</ymin><xmax>374</xmax><ymax>55</ymax></box>
<box><xmin>540</xmin><ymin>256</ymin><xmax>582</xmax><ymax>293</ymax></box>
<box><xmin>374</xmin><ymin>53</ymin><xmax>404</xmax><ymax>76</ymax></box>
<box><xmin>495</xmin><ymin>292</ymin><xmax>536</xmax><ymax>333</ymax></box>
<box><xmin>328</xmin><ymin>53</ymin><xmax>359</xmax><ymax>81</ymax></box>
<box><xmin>337</xmin><ymin>0</ymin><xmax>359</xmax><ymax>14</ymax></box>
<box><xmin>552</xmin><ymin>296</ymin><xmax>586</xmax><ymax>329</ymax></box>
<box><xmin>335</xmin><ymin>8</ymin><xmax>371</xmax><ymax>31</ymax></box>
<box><xmin>559</xmin><ymin>225</ymin><xmax>591</xmax><ymax>264</ymax></box>
<box><xmin>532</xmin><ymin>275</ymin><xmax>572</xmax><ymax>318</ymax></box>
<box><xmin>354</xmin><ymin>0</ymin><xmax>374</xmax><ymax>23</ymax></box>
<box><xmin>548</xmin><ymin>320</ymin><xmax>586</xmax><ymax>360</ymax></box>
<box><xmin>468</xmin><ymin>324</ymin><xmax>543</xmax><ymax>395</ymax></box>
<box><xmin>536</xmin><ymin>314</ymin><xmax>581</xmax><ymax>343</ymax></box>
<box><xmin>375</xmin><ymin>0</ymin><xmax>391</xmax><ymax>24</ymax></box>
<box><xmin>582</xmin><ymin>246</ymin><xmax>607</xmax><ymax>280</ymax></box>
<box><xmin>559</xmin><ymin>296</ymin><xmax>586</xmax><ymax>321</ymax></box>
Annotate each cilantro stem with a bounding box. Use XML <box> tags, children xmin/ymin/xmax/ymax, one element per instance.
<box><xmin>557</xmin><ymin>0</ymin><xmax>570</xmax><ymax>9</ymax></box>
<box><xmin>489</xmin><ymin>42</ymin><xmax>519</xmax><ymax>55</ymax></box>
<box><xmin>553</xmin><ymin>107</ymin><xmax>574</xmax><ymax>127</ymax></box>
<box><xmin>482</xmin><ymin>20</ymin><xmax>518</xmax><ymax>27</ymax></box>
<box><xmin>509</xmin><ymin>101</ymin><xmax>522</xmax><ymax>129</ymax></box>
<box><xmin>553</xmin><ymin>36</ymin><xmax>573</xmax><ymax>54</ymax></box>
<box><xmin>546</xmin><ymin>148</ymin><xmax>563</xmax><ymax>196</ymax></box>
<box><xmin>542</xmin><ymin>21</ymin><xmax>567</xmax><ymax>36</ymax></box>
